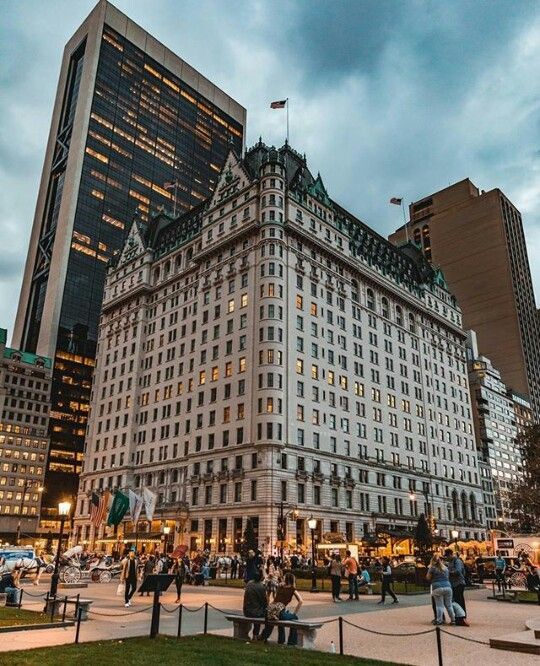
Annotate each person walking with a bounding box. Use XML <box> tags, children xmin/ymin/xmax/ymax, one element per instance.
<box><xmin>343</xmin><ymin>549</ymin><xmax>360</xmax><ymax>600</ymax></box>
<box><xmin>121</xmin><ymin>550</ymin><xmax>139</xmax><ymax>607</ymax></box>
<box><xmin>378</xmin><ymin>556</ymin><xmax>398</xmax><ymax>604</ymax></box>
<box><xmin>243</xmin><ymin>570</ymin><xmax>268</xmax><ymax>639</ymax></box>
<box><xmin>139</xmin><ymin>554</ymin><xmax>155</xmax><ymax>597</ymax></box>
<box><xmin>494</xmin><ymin>550</ymin><xmax>507</xmax><ymax>592</ymax></box>
<box><xmin>329</xmin><ymin>553</ymin><xmax>344</xmax><ymax>602</ymax></box>
<box><xmin>172</xmin><ymin>557</ymin><xmax>186</xmax><ymax>603</ymax></box>
<box><xmin>426</xmin><ymin>553</ymin><xmax>455</xmax><ymax>625</ymax></box>
<box><xmin>446</xmin><ymin>549</ymin><xmax>467</xmax><ymax>620</ymax></box>
<box><xmin>231</xmin><ymin>555</ymin><xmax>238</xmax><ymax>579</ymax></box>
<box><xmin>260</xmin><ymin>572</ymin><xmax>303</xmax><ymax>645</ymax></box>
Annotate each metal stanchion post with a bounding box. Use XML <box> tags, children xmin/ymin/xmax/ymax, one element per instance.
<box><xmin>18</xmin><ymin>589</ymin><xmax>24</xmax><ymax>609</ymax></box>
<box><xmin>62</xmin><ymin>595</ymin><xmax>68</xmax><ymax>622</ymax></box>
<box><xmin>435</xmin><ymin>626</ymin><xmax>443</xmax><ymax>666</ymax></box>
<box><xmin>177</xmin><ymin>604</ymin><xmax>183</xmax><ymax>638</ymax></box>
<box><xmin>44</xmin><ymin>591</ymin><xmax>50</xmax><ymax>614</ymax></box>
<box><xmin>204</xmin><ymin>601</ymin><xmax>208</xmax><ymax>634</ymax></box>
<box><xmin>50</xmin><ymin>596</ymin><xmax>56</xmax><ymax>623</ymax></box>
<box><xmin>338</xmin><ymin>616</ymin><xmax>344</xmax><ymax>655</ymax></box>
<box><xmin>74</xmin><ymin>593</ymin><xmax>80</xmax><ymax>619</ymax></box>
<box><xmin>74</xmin><ymin>606</ymin><xmax>82</xmax><ymax>644</ymax></box>
<box><xmin>149</xmin><ymin>590</ymin><xmax>161</xmax><ymax>639</ymax></box>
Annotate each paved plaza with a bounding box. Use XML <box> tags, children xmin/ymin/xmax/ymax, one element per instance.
<box><xmin>4</xmin><ymin>577</ymin><xmax>537</xmax><ymax>665</ymax></box>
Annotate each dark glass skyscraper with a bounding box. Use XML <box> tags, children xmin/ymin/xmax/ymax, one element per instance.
<box><xmin>13</xmin><ymin>0</ymin><xmax>245</xmax><ymax>528</ymax></box>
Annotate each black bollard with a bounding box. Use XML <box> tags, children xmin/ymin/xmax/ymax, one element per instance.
<box><xmin>204</xmin><ymin>601</ymin><xmax>208</xmax><ymax>634</ymax></box>
<box><xmin>149</xmin><ymin>591</ymin><xmax>161</xmax><ymax>639</ymax></box>
<box><xmin>62</xmin><ymin>595</ymin><xmax>68</xmax><ymax>622</ymax></box>
<box><xmin>338</xmin><ymin>616</ymin><xmax>344</xmax><ymax>655</ymax></box>
<box><xmin>18</xmin><ymin>589</ymin><xmax>24</xmax><ymax>609</ymax></box>
<box><xmin>74</xmin><ymin>606</ymin><xmax>83</xmax><ymax>644</ymax></box>
<box><xmin>435</xmin><ymin>626</ymin><xmax>443</xmax><ymax>666</ymax></box>
<box><xmin>177</xmin><ymin>604</ymin><xmax>183</xmax><ymax>638</ymax></box>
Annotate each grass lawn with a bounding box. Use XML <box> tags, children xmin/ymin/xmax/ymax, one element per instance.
<box><xmin>517</xmin><ymin>591</ymin><xmax>540</xmax><ymax>603</ymax></box>
<box><xmin>208</xmin><ymin>578</ymin><xmax>427</xmax><ymax>595</ymax></box>
<box><xmin>6</xmin><ymin>635</ymin><xmax>399</xmax><ymax>665</ymax></box>
<box><xmin>0</xmin><ymin>606</ymin><xmax>53</xmax><ymax>627</ymax></box>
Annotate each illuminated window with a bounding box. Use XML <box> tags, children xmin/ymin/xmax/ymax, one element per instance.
<box><xmin>296</xmin><ymin>359</ymin><xmax>304</xmax><ymax>374</ymax></box>
<box><xmin>225</xmin><ymin>362</ymin><xmax>232</xmax><ymax>377</ymax></box>
<box><xmin>238</xmin><ymin>357</ymin><xmax>246</xmax><ymax>373</ymax></box>
<box><xmin>227</xmin><ymin>299</ymin><xmax>235</xmax><ymax>313</ymax></box>
<box><xmin>296</xmin><ymin>295</ymin><xmax>303</xmax><ymax>309</ymax></box>
<box><xmin>241</xmin><ymin>294</ymin><xmax>248</xmax><ymax>307</ymax></box>
<box><xmin>199</xmin><ymin>371</ymin><xmax>206</xmax><ymax>385</ymax></box>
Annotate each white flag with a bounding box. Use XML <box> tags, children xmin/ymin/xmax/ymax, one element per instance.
<box><xmin>142</xmin><ymin>486</ymin><xmax>157</xmax><ymax>521</ymax></box>
<box><xmin>128</xmin><ymin>489</ymin><xmax>144</xmax><ymax>524</ymax></box>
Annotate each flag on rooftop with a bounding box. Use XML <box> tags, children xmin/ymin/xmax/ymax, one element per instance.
<box><xmin>270</xmin><ymin>99</ymin><xmax>287</xmax><ymax>109</ymax></box>
<box><xmin>389</xmin><ymin>197</ymin><xmax>403</xmax><ymax>206</ymax></box>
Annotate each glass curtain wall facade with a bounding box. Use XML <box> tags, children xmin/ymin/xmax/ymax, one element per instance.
<box><xmin>19</xmin><ymin>18</ymin><xmax>243</xmax><ymax>521</ymax></box>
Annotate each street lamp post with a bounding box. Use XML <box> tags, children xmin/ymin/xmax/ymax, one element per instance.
<box><xmin>162</xmin><ymin>525</ymin><xmax>171</xmax><ymax>554</ymax></box>
<box><xmin>50</xmin><ymin>501</ymin><xmax>71</xmax><ymax>598</ymax></box>
<box><xmin>451</xmin><ymin>529</ymin><xmax>459</xmax><ymax>553</ymax></box>
<box><xmin>277</xmin><ymin>502</ymin><xmax>298</xmax><ymax>563</ymax></box>
<box><xmin>307</xmin><ymin>516</ymin><xmax>319</xmax><ymax>593</ymax></box>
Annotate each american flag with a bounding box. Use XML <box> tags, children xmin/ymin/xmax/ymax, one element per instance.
<box><xmin>164</xmin><ymin>180</ymin><xmax>177</xmax><ymax>190</ymax></box>
<box><xmin>90</xmin><ymin>489</ymin><xmax>110</xmax><ymax>527</ymax></box>
<box><xmin>389</xmin><ymin>197</ymin><xmax>403</xmax><ymax>206</ymax></box>
<box><xmin>270</xmin><ymin>99</ymin><xmax>287</xmax><ymax>109</ymax></box>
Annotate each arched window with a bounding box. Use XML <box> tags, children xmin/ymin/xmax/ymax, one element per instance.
<box><xmin>452</xmin><ymin>490</ymin><xmax>459</xmax><ymax>520</ymax></box>
<box><xmin>469</xmin><ymin>493</ymin><xmax>477</xmax><ymax>522</ymax></box>
<box><xmin>153</xmin><ymin>267</ymin><xmax>160</xmax><ymax>283</ymax></box>
<box><xmin>408</xmin><ymin>312</ymin><xmax>416</xmax><ymax>333</ymax></box>
<box><xmin>395</xmin><ymin>305</ymin><xmax>403</xmax><ymax>327</ymax></box>
<box><xmin>381</xmin><ymin>297</ymin><xmax>389</xmax><ymax>319</ymax></box>
<box><xmin>461</xmin><ymin>492</ymin><xmax>468</xmax><ymax>521</ymax></box>
<box><xmin>366</xmin><ymin>288</ymin><xmax>375</xmax><ymax>311</ymax></box>
<box><xmin>164</xmin><ymin>260</ymin><xmax>171</xmax><ymax>276</ymax></box>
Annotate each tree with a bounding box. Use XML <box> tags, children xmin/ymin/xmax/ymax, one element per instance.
<box><xmin>414</xmin><ymin>514</ymin><xmax>433</xmax><ymax>560</ymax></box>
<box><xmin>508</xmin><ymin>424</ymin><xmax>540</xmax><ymax>532</ymax></box>
<box><xmin>240</xmin><ymin>518</ymin><xmax>258</xmax><ymax>558</ymax></box>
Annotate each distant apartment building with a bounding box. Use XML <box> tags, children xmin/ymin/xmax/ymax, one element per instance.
<box><xmin>74</xmin><ymin>141</ymin><xmax>487</xmax><ymax>554</ymax></box>
<box><xmin>467</xmin><ymin>332</ymin><xmax>525</xmax><ymax>529</ymax></box>
<box><xmin>389</xmin><ymin>179</ymin><xmax>540</xmax><ymax>419</ymax></box>
<box><xmin>0</xmin><ymin>329</ymin><xmax>51</xmax><ymax>543</ymax></box>
<box><xmin>12</xmin><ymin>0</ymin><xmax>245</xmax><ymax>528</ymax></box>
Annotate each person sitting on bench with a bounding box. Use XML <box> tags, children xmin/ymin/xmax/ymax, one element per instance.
<box><xmin>260</xmin><ymin>572</ymin><xmax>303</xmax><ymax>646</ymax></box>
<box><xmin>358</xmin><ymin>564</ymin><xmax>371</xmax><ymax>588</ymax></box>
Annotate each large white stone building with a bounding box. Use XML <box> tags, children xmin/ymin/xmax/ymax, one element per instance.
<box><xmin>73</xmin><ymin>141</ymin><xmax>487</xmax><ymax>554</ymax></box>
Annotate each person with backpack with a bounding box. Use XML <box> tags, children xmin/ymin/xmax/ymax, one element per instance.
<box><xmin>343</xmin><ymin>549</ymin><xmax>360</xmax><ymax>600</ymax></box>
<box><xmin>378</xmin><ymin>556</ymin><xmax>398</xmax><ymax>604</ymax></box>
<box><xmin>329</xmin><ymin>553</ymin><xmax>344</xmax><ymax>602</ymax></box>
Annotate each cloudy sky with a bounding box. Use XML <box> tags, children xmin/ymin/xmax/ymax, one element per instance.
<box><xmin>1</xmin><ymin>0</ymin><xmax>540</xmax><ymax>335</ymax></box>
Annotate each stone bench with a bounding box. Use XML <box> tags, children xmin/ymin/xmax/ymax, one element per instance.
<box><xmin>45</xmin><ymin>597</ymin><xmax>93</xmax><ymax>620</ymax></box>
<box><xmin>358</xmin><ymin>583</ymin><xmax>375</xmax><ymax>595</ymax></box>
<box><xmin>224</xmin><ymin>614</ymin><xmax>323</xmax><ymax>649</ymax></box>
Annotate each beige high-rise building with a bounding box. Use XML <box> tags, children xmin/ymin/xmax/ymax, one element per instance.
<box><xmin>74</xmin><ymin>142</ymin><xmax>487</xmax><ymax>555</ymax></box>
<box><xmin>389</xmin><ymin>179</ymin><xmax>540</xmax><ymax>419</ymax></box>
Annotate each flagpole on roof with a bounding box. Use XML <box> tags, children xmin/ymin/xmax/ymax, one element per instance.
<box><xmin>401</xmin><ymin>200</ymin><xmax>409</xmax><ymax>242</ymax></box>
<box><xmin>286</xmin><ymin>98</ymin><xmax>289</xmax><ymax>144</ymax></box>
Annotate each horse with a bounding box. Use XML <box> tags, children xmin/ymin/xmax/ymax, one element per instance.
<box><xmin>14</xmin><ymin>557</ymin><xmax>49</xmax><ymax>584</ymax></box>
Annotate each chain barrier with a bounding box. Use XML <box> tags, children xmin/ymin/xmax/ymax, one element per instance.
<box><xmin>182</xmin><ymin>604</ymin><xmax>206</xmax><ymax>613</ymax></box>
<box><xmin>20</xmin><ymin>588</ymin><xmax>48</xmax><ymax>598</ymax></box>
<box><xmin>87</xmin><ymin>605</ymin><xmax>153</xmax><ymax>617</ymax></box>
<box><xmin>342</xmin><ymin>618</ymin><xmax>436</xmax><ymax>637</ymax></box>
<box><xmin>206</xmin><ymin>603</ymin><xmax>227</xmax><ymax>614</ymax></box>
<box><xmin>160</xmin><ymin>603</ymin><xmax>181</xmax><ymax>613</ymax></box>
<box><xmin>439</xmin><ymin>628</ymin><xmax>491</xmax><ymax>646</ymax></box>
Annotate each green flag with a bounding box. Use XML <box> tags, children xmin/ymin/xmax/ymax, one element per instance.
<box><xmin>107</xmin><ymin>490</ymin><xmax>129</xmax><ymax>527</ymax></box>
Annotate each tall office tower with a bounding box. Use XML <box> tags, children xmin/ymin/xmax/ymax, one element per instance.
<box><xmin>73</xmin><ymin>141</ymin><xmax>487</xmax><ymax>555</ymax></box>
<box><xmin>388</xmin><ymin>179</ymin><xmax>540</xmax><ymax>419</ymax></box>
<box><xmin>12</xmin><ymin>0</ymin><xmax>245</xmax><ymax>529</ymax></box>
<box><xmin>467</xmin><ymin>332</ymin><xmax>522</xmax><ymax>529</ymax></box>
<box><xmin>0</xmin><ymin>329</ymin><xmax>51</xmax><ymax>543</ymax></box>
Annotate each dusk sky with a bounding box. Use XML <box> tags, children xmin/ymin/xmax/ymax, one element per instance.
<box><xmin>1</xmin><ymin>0</ymin><xmax>540</xmax><ymax>337</ymax></box>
